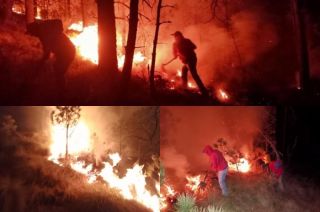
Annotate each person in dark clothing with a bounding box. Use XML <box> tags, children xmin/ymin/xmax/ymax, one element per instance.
<box><xmin>172</xmin><ymin>31</ymin><xmax>209</xmax><ymax>97</ymax></box>
<box><xmin>26</xmin><ymin>19</ymin><xmax>75</xmax><ymax>95</ymax></box>
<box><xmin>268</xmin><ymin>153</ymin><xmax>285</xmax><ymax>191</ymax></box>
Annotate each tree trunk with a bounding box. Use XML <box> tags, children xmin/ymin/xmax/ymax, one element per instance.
<box><xmin>97</xmin><ymin>0</ymin><xmax>118</xmax><ymax>77</ymax></box>
<box><xmin>293</xmin><ymin>0</ymin><xmax>310</xmax><ymax>92</ymax></box>
<box><xmin>66</xmin><ymin>0</ymin><xmax>71</xmax><ymax>18</ymax></box>
<box><xmin>122</xmin><ymin>0</ymin><xmax>139</xmax><ymax>96</ymax></box>
<box><xmin>81</xmin><ymin>0</ymin><xmax>87</xmax><ymax>28</ymax></box>
<box><xmin>0</xmin><ymin>0</ymin><xmax>14</xmax><ymax>23</ymax></box>
<box><xmin>25</xmin><ymin>0</ymin><xmax>34</xmax><ymax>23</ymax></box>
<box><xmin>150</xmin><ymin>0</ymin><xmax>162</xmax><ymax>95</ymax></box>
<box><xmin>33</xmin><ymin>0</ymin><xmax>37</xmax><ymax>18</ymax></box>
<box><xmin>65</xmin><ymin>124</ymin><xmax>69</xmax><ymax>163</ymax></box>
<box><xmin>81</xmin><ymin>0</ymin><xmax>87</xmax><ymax>27</ymax></box>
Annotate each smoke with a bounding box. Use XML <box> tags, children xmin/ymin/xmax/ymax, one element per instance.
<box><xmin>137</xmin><ymin>0</ymin><xmax>297</xmax><ymax>91</ymax></box>
<box><xmin>161</xmin><ymin>145</ymin><xmax>189</xmax><ymax>179</ymax></box>
<box><xmin>160</xmin><ymin>106</ymin><xmax>272</xmax><ymax>183</ymax></box>
<box><xmin>0</xmin><ymin>106</ymin><xmax>158</xmax><ymax>163</ymax></box>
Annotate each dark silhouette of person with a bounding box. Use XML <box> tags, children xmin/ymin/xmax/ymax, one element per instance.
<box><xmin>26</xmin><ymin>19</ymin><xmax>75</xmax><ymax>95</ymax></box>
<box><xmin>172</xmin><ymin>31</ymin><xmax>209</xmax><ymax>97</ymax></box>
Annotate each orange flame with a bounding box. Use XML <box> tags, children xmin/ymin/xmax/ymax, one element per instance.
<box><xmin>67</xmin><ymin>22</ymin><xmax>146</xmax><ymax>68</ymax></box>
<box><xmin>186</xmin><ymin>175</ymin><xmax>201</xmax><ymax>192</ymax></box>
<box><xmin>229</xmin><ymin>158</ymin><xmax>251</xmax><ymax>173</ymax></box>
<box><xmin>49</xmin><ymin>121</ymin><xmax>159</xmax><ymax>212</ymax></box>
<box><xmin>217</xmin><ymin>89</ymin><xmax>230</xmax><ymax>101</ymax></box>
<box><xmin>176</xmin><ymin>70</ymin><xmax>182</xmax><ymax>77</ymax></box>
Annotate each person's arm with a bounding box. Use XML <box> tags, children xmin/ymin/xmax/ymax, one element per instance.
<box><xmin>172</xmin><ymin>43</ymin><xmax>178</xmax><ymax>59</ymax></box>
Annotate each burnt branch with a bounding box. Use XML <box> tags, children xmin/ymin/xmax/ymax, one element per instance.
<box><xmin>115</xmin><ymin>1</ymin><xmax>151</xmax><ymax>22</ymax></box>
<box><xmin>159</xmin><ymin>20</ymin><xmax>171</xmax><ymax>25</ymax></box>
<box><xmin>142</xmin><ymin>0</ymin><xmax>152</xmax><ymax>8</ymax></box>
<box><xmin>138</xmin><ymin>12</ymin><xmax>151</xmax><ymax>22</ymax></box>
<box><xmin>115</xmin><ymin>1</ymin><xmax>130</xmax><ymax>9</ymax></box>
<box><xmin>161</xmin><ymin>4</ymin><xmax>175</xmax><ymax>9</ymax></box>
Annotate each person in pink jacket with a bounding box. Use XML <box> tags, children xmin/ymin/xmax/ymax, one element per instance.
<box><xmin>268</xmin><ymin>156</ymin><xmax>284</xmax><ymax>191</ymax></box>
<box><xmin>203</xmin><ymin>145</ymin><xmax>229</xmax><ymax>196</ymax></box>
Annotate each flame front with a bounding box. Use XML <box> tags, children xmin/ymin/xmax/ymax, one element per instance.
<box><xmin>49</xmin><ymin>121</ymin><xmax>159</xmax><ymax>212</ymax></box>
<box><xmin>67</xmin><ymin>22</ymin><xmax>146</xmax><ymax>68</ymax></box>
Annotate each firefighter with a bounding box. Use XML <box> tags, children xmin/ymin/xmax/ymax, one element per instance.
<box><xmin>203</xmin><ymin>145</ymin><xmax>228</xmax><ymax>196</ymax></box>
<box><xmin>26</xmin><ymin>19</ymin><xmax>75</xmax><ymax>96</ymax></box>
<box><xmin>268</xmin><ymin>154</ymin><xmax>284</xmax><ymax>191</ymax></box>
<box><xmin>171</xmin><ymin>31</ymin><xmax>209</xmax><ymax>97</ymax></box>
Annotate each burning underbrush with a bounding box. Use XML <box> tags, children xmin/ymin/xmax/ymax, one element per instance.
<box><xmin>161</xmin><ymin>170</ymin><xmax>320</xmax><ymax>212</ymax></box>
<box><xmin>0</xmin><ymin>114</ymin><xmax>159</xmax><ymax>212</ymax></box>
<box><xmin>160</xmin><ymin>138</ymin><xmax>320</xmax><ymax>212</ymax></box>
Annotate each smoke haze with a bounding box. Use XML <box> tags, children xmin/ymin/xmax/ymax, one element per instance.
<box><xmin>160</xmin><ymin>106</ymin><xmax>271</xmax><ymax>186</ymax></box>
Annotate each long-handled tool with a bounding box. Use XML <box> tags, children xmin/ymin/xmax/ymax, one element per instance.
<box><xmin>162</xmin><ymin>57</ymin><xmax>177</xmax><ymax>66</ymax></box>
<box><xmin>198</xmin><ymin>170</ymin><xmax>209</xmax><ymax>190</ymax></box>
<box><xmin>161</xmin><ymin>57</ymin><xmax>177</xmax><ymax>74</ymax></box>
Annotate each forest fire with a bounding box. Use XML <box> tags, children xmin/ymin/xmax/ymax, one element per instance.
<box><xmin>49</xmin><ymin>121</ymin><xmax>159</xmax><ymax>212</ymax></box>
<box><xmin>67</xmin><ymin>22</ymin><xmax>146</xmax><ymax>68</ymax></box>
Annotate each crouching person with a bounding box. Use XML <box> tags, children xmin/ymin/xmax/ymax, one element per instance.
<box><xmin>26</xmin><ymin>19</ymin><xmax>75</xmax><ymax>97</ymax></box>
<box><xmin>203</xmin><ymin>145</ymin><xmax>228</xmax><ymax>196</ymax></box>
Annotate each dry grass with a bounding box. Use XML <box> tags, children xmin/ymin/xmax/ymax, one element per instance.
<box><xmin>192</xmin><ymin>172</ymin><xmax>320</xmax><ymax>212</ymax></box>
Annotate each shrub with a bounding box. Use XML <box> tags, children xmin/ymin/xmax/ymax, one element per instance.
<box><xmin>175</xmin><ymin>193</ymin><xmax>196</xmax><ymax>212</ymax></box>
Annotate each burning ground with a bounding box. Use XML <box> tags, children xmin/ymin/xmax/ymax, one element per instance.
<box><xmin>160</xmin><ymin>106</ymin><xmax>320</xmax><ymax>211</ymax></box>
<box><xmin>0</xmin><ymin>106</ymin><xmax>160</xmax><ymax>212</ymax></box>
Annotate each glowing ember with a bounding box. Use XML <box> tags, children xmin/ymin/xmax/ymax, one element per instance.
<box><xmin>217</xmin><ymin>89</ymin><xmax>229</xmax><ymax>101</ymax></box>
<box><xmin>12</xmin><ymin>4</ymin><xmax>24</xmax><ymax>14</ymax></box>
<box><xmin>176</xmin><ymin>70</ymin><xmax>182</xmax><ymax>77</ymax></box>
<box><xmin>188</xmin><ymin>82</ymin><xmax>196</xmax><ymax>89</ymax></box>
<box><xmin>48</xmin><ymin>121</ymin><xmax>159</xmax><ymax>211</ymax></box>
<box><xmin>186</xmin><ymin>175</ymin><xmax>201</xmax><ymax>191</ymax></box>
<box><xmin>67</xmin><ymin>22</ymin><xmax>146</xmax><ymax>68</ymax></box>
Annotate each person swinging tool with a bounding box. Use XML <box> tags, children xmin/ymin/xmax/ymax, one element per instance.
<box><xmin>163</xmin><ymin>31</ymin><xmax>209</xmax><ymax>97</ymax></box>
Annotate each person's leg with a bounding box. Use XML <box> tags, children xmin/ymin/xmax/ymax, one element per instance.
<box><xmin>181</xmin><ymin>65</ymin><xmax>188</xmax><ymax>89</ymax></box>
<box><xmin>278</xmin><ymin>175</ymin><xmax>284</xmax><ymax>191</ymax></box>
<box><xmin>54</xmin><ymin>59</ymin><xmax>68</xmax><ymax>98</ymax></box>
<box><xmin>187</xmin><ymin>59</ymin><xmax>209</xmax><ymax>97</ymax></box>
<box><xmin>217</xmin><ymin>168</ymin><xmax>228</xmax><ymax>196</ymax></box>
